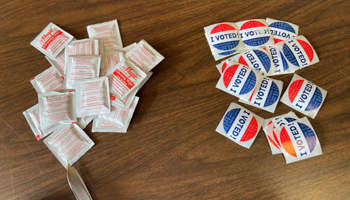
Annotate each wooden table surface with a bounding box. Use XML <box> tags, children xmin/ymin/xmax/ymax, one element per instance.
<box><xmin>1</xmin><ymin>0</ymin><xmax>349</xmax><ymax>199</ymax></box>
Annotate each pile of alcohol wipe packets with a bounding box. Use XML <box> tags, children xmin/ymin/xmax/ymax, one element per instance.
<box><xmin>206</xmin><ymin>18</ymin><xmax>327</xmax><ymax>164</ymax></box>
<box><xmin>23</xmin><ymin>20</ymin><xmax>164</xmax><ymax>168</ymax></box>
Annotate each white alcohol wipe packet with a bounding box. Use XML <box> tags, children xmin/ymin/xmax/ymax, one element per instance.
<box><xmin>87</xmin><ymin>20</ymin><xmax>123</xmax><ymax>50</ymax></box>
<box><xmin>280</xmin><ymin>74</ymin><xmax>327</xmax><ymax>119</ymax></box>
<box><xmin>263</xmin><ymin>111</ymin><xmax>299</xmax><ymax>154</ymax></box>
<box><xmin>75</xmin><ymin>77</ymin><xmax>111</xmax><ymax>117</ymax></box>
<box><xmin>38</xmin><ymin>91</ymin><xmax>77</xmax><ymax>131</ymax></box>
<box><xmin>236</xmin><ymin>19</ymin><xmax>274</xmax><ymax>49</ymax></box>
<box><xmin>266</xmin><ymin>18</ymin><xmax>299</xmax><ymax>44</ymax></box>
<box><xmin>122</xmin><ymin>43</ymin><xmax>137</xmax><ymax>54</ymax></box>
<box><xmin>91</xmin><ymin>117</ymin><xmax>127</xmax><ymax>133</ymax></box>
<box><xmin>275</xmin><ymin>35</ymin><xmax>319</xmax><ymax>71</ymax></box>
<box><xmin>233</xmin><ymin>48</ymin><xmax>275</xmax><ymax>75</ymax></box>
<box><xmin>77</xmin><ymin>115</ymin><xmax>95</xmax><ymax>129</ymax></box>
<box><xmin>23</xmin><ymin>104</ymin><xmax>58</xmax><ymax>141</ymax></box>
<box><xmin>43</xmin><ymin>124</ymin><xmax>94</xmax><ymax>168</ymax></box>
<box><xmin>216</xmin><ymin>64</ymin><xmax>263</xmax><ymax>102</ymax></box>
<box><xmin>98</xmin><ymin>96</ymin><xmax>139</xmax><ymax>129</ymax></box>
<box><xmin>30</xmin><ymin>22</ymin><xmax>73</xmax><ymax>59</ymax></box>
<box><xmin>110</xmin><ymin>71</ymin><xmax>152</xmax><ymax>108</ymax></box>
<box><xmin>204</xmin><ymin>22</ymin><xmax>245</xmax><ymax>61</ymax></box>
<box><xmin>265</xmin><ymin>45</ymin><xmax>293</xmax><ymax>75</ymax></box>
<box><xmin>275</xmin><ymin>117</ymin><xmax>322</xmax><ymax>164</ymax></box>
<box><xmin>125</xmin><ymin>39</ymin><xmax>164</xmax><ymax>73</ymax></box>
<box><xmin>65</xmin><ymin>55</ymin><xmax>101</xmax><ymax>89</ymax></box>
<box><xmin>216</xmin><ymin>103</ymin><xmax>264</xmax><ymax>149</ymax></box>
<box><xmin>107</xmin><ymin>59</ymin><xmax>146</xmax><ymax>101</ymax></box>
<box><xmin>239</xmin><ymin>76</ymin><xmax>283</xmax><ymax>113</ymax></box>
<box><xmin>100</xmin><ymin>50</ymin><xmax>124</xmax><ymax>76</ymax></box>
<box><xmin>30</xmin><ymin>66</ymin><xmax>64</xmax><ymax>94</ymax></box>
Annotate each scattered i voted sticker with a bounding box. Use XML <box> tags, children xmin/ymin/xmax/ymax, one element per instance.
<box><xmin>239</xmin><ymin>77</ymin><xmax>283</xmax><ymax>113</ymax></box>
<box><xmin>216</xmin><ymin>64</ymin><xmax>262</xmax><ymax>102</ymax></box>
<box><xmin>266</xmin><ymin>18</ymin><xmax>299</xmax><ymax>44</ymax></box>
<box><xmin>278</xmin><ymin>117</ymin><xmax>322</xmax><ymax>164</ymax></box>
<box><xmin>216</xmin><ymin>56</ymin><xmax>238</xmax><ymax>74</ymax></box>
<box><xmin>204</xmin><ymin>22</ymin><xmax>245</xmax><ymax>60</ymax></box>
<box><xmin>265</xmin><ymin>46</ymin><xmax>292</xmax><ymax>75</ymax></box>
<box><xmin>280</xmin><ymin>74</ymin><xmax>327</xmax><ymax>119</ymax></box>
<box><xmin>236</xmin><ymin>19</ymin><xmax>274</xmax><ymax>49</ymax></box>
<box><xmin>276</xmin><ymin>35</ymin><xmax>319</xmax><ymax>71</ymax></box>
<box><xmin>235</xmin><ymin>48</ymin><xmax>274</xmax><ymax>75</ymax></box>
<box><xmin>216</xmin><ymin>103</ymin><xmax>264</xmax><ymax>149</ymax></box>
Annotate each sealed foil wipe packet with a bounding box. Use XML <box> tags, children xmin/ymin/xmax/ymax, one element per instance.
<box><xmin>87</xmin><ymin>19</ymin><xmax>123</xmax><ymax>50</ymax></box>
<box><xmin>45</xmin><ymin>50</ymin><xmax>66</xmax><ymax>76</ymax></box>
<box><xmin>44</xmin><ymin>124</ymin><xmax>94</xmax><ymax>168</ymax></box>
<box><xmin>125</xmin><ymin>39</ymin><xmax>164</xmax><ymax>73</ymax></box>
<box><xmin>239</xmin><ymin>77</ymin><xmax>283</xmax><ymax>113</ymax></box>
<box><xmin>64</xmin><ymin>55</ymin><xmax>101</xmax><ymax>89</ymax></box>
<box><xmin>275</xmin><ymin>35</ymin><xmax>319</xmax><ymax>71</ymax></box>
<box><xmin>110</xmin><ymin>71</ymin><xmax>152</xmax><ymax>108</ymax></box>
<box><xmin>274</xmin><ymin>117</ymin><xmax>322</xmax><ymax>164</ymax></box>
<box><xmin>216</xmin><ymin>103</ymin><xmax>264</xmax><ymax>149</ymax></box>
<box><xmin>266</xmin><ymin>18</ymin><xmax>299</xmax><ymax>44</ymax></box>
<box><xmin>30</xmin><ymin>66</ymin><xmax>64</xmax><ymax>94</ymax></box>
<box><xmin>101</xmin><ymin>50</ymin><xmax>124</xmax><ymax>76</ymax></box>
<box><xmin>236</xmin><ymin>19</ymin><xmax>274</xmax><ymax>49</ymax></box>
<box><xmin>38</xmin><ymin>91</ymin><xmax>77</xmax><ymax>131</ymax></box>
<box><xmin>262</xmin><ymin>112</ymin><xmax>299</xmax><ymax>154</ymax></box>
<box><xmin>93</xmin><ymin>96</ymin><xmax>139</xmax><ymax>132</ymax></box>
<box><xmin>107</xmin><ymin>59</ymin><xmax>146</xmax><ymax>101</ymax></box>
<box><xmin>64</xmin><ymin>39</ymin><xmax>100</xmax><ymax>72</ymax></box>
<box><xmin>30</xmin><ymin>22</ymin><xmax>73</xmax><ymax>59</ymax></box>
<box><xmin>122</xmin><ymin>43</ymin><xmax>137</xmax><ymax>54</ymax></box>
<box><xmin>75</xmin><ymin>77</ymin><xmax>111</xmax><ymax>117</ymax></box>
<box><xmin>204</xmin><ymin>22</ymin><xmax>245</xmax><ymax>61</ymax></box>
<box><xmin>216</xmin><ymin>64</ymin><xmax>263</xmax><ymax>102</ymax></box>
<box><xmin>233</xmin><ymin>48</ymin><xmax>275</xmax><ymax>76</ymax></box>
<box><xmin>280</xmin><ymin>74</ymin><xmax>327</xmax><ymax>119</ymax></box>
<box><xmin>23</xmin><ymin>104</ymin><xmax>57</xmax><ymax>141</ymax></box>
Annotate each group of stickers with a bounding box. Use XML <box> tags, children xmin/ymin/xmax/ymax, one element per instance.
<box><xmin>23</xmin><ymin>20</ymin><xmax>164</xmax><ymax>168</ymax></box>
<box><xmin>205</xmin><ymin>18</ymin><xmax>327</xmax><ymax>163</ymax></box>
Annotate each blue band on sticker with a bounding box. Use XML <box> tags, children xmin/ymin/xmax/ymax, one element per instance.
<box><xmin>305</xmin><ymin>87</ymin><xmax>323</xmax><ymax>111</ymax></box>
<box><xmin>283</xmin><ymin>43</ymin><xmax>299</xmax><ymax>67</ymax></box>
<box><xmin>253</xmin><ymin>50</ymin><xmax>271</xmax><ymax>73</ymax></box>
<box><xmin>269</xmin><ymin>22</ymin><xmax>295</xmax><ymax>33</ymax></box>
<box><xmin>240</xmin><ymin>71</ymin><xmax>256</xmax><ymax>95</ymax></box>
<box><xmin>264</xmin><ymin>81</ymin><xmax>279</xmax><ymax>107</ymax></box>
<box><xmin>223</xmin><ymin>108</ymin><xmax>241</xmax><ymax>133</ymax></box>
<box><xmin>298</xmin><ymin>122</ymin><xmax>316</xmax><ymax>152</ymax></box>
<box><xmin>243</xmin><ymin>36</ymin><xmax>270</xmax><ymax>46</ymax></box>
<box><xmin>213</xmin><ymin>41</ymin><xmax>239</xmax><ymax>51</ymax></box>
<box><xmin>218</xmin><ymin>50</ymin><xmax>237</xmax><ymax>56</ymax></box>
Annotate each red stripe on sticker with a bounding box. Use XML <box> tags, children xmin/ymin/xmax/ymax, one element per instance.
<box><xmin>268</xmin><ymin>135</ymin><xmax>279</xmax><ymax>149</ymax></box>
<box><xmin>113</xmin><ymin>69</ymin><xmax>135</xmax><ymax>89</ymax></box>
<box><xmin>221</xmin><ymin>62</ymin><xmax>228</xmax><ymax>73</ymax></box>
<box><xmin>280</xmin><ymin>127</ymin><xmax>297</xmax><ymax>157</ymax></box>
<box><xmin>238</xmin><ymin>56</ymin><xmax>249</xmax><ymax>67</ymax></box>
<box><xmin>223</xmin><ymin>64</ymin><xmax>239</xmax><ymax>88</ymax></box>
<box><xmin>240</xmin><ymin>20</ymin><xmax>266</xmax><ymax>30</ymax></box>
<box><xmin>296</xmin><ymin>39</ymin><xmax>314</xmax><ymax>62</ymax></box>
<box><xmin>274</xmin><ymin>38</ymin><xmax>283</xmax><ymax>44</ymax></box>
<box><xmin>248</xmin><ymin>88</ymin><xmax>255</xmax><ymax>102</ymax></box>
<box><xmin>240</xmin><ymin>116</ymin><xmax>258</xmax><ymax>142</ymax></box>
<box><xmin>288</xmin><ymin>79</ymin><xmax>304</xmax><ymax>103</ymax></box>
<box><xmin>210</xmin><ymin>24</ymin><xmax>236</xmax><ymax>34</ymax></box>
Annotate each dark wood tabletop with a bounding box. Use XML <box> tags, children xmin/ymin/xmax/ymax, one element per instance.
<box><xmin>1</xmin><ymin>0</ymin><xmax>349</xmax><ymax>199</ymax></box>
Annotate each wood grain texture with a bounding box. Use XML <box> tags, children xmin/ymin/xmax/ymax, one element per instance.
<box><xmin>0</xmin><ymin>0</ymin><xmax>349</xmax><ymax>199</ymax></box>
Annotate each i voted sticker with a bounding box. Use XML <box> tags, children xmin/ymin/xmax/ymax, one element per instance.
<box><xmin>216</xmin><ymin>103</ymin><xmax>264</xmax><ymax>149</ymax></box>
<box><xmin>280</xmin><ymin>74</ymin><xmax>327</xmax><ymax>119</ymax></box>
<box><xmin>204</xmin><ymin>22</ymin><xmax>244</xmax><ymax>60</ymax></box>
<box><xmin>222</xmin><ymin>64</ymin><xmax>257</xmax><ymax>96</ymax></box>
<box><xmin>280</xmin><ymin>121</ymin><xmax>317</xmax><ymax>158</ymax></box>
<box><xmin>237</xmin><ymin>49</ymin><xmax>273</xmax><ymax>74</ymax></box>
<box><xmin>266</xmin><ymin>18</ymin><xmax>299</xmax><ymax>44</ymax></box>
<box><xmin>266</xmin><ymin>46</ymin><xmax>291</xmax><ymax>74</ymax></box>
<box><xmin>277</xmin><ymin>35</ymin><xmax>319</xmax><ymax>70</ymax></box>
<box><xmin>237</xmin><ymin>19</ymin><xmax>273</xmax><ymax>48</ymax></box>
